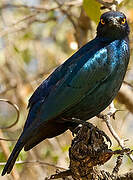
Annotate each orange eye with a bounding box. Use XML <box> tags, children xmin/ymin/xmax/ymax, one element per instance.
<box><xmin>121</xmin><ymin>18</ymin><xmax>126</xmax><ymax>24</ymax></box>
<box><xmin>100</xmin><ymin>19</ymin><xmax>105</xmax><ymax>25</ymax></box>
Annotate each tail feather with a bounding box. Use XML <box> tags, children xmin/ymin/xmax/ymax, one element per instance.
<box><xmin>1</xmin><ymin>139</ymin><xmax>24</xmax><ymax>176</ymax></box>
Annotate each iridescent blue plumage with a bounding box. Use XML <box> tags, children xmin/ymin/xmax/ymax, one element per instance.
<box><xmin>2</xmin><ymin>11</ymin><xmax>130</xmax><ymax>176</ymax></box>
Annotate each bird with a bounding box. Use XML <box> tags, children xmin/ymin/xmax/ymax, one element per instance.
<box><xmin>2</xmin><ymin>11</ymin><xmax>130</xmax><ymax>176</ymax></box>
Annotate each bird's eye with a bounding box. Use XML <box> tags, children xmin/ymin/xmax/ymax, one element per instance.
<box><xmin>121</xmin><ymin>18</ymin><xmax>126</xmax><ymax>24</ymax></box>
<box><xmin>100</xmin><ymin>19</ymin><xmax>105</xmax><ymax>25</ymax></box>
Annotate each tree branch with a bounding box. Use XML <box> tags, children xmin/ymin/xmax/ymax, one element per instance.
<box><xmin>0</xmin><ymin>99</ymin><xmax>20</xmax><ymax>129</ymax></box>
<box><xmin>116</xmin><ymin>83</ymin><xmax>133</xmax><ymax>114</ymax></box>
<box><xmin>97</xmin><ymin>113</ymin><xmax>133</xmax><ymax>162</ymax></box>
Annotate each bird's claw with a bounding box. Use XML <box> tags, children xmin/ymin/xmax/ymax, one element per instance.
<box><xmin>71</xmin><ymin>125</ymin><xmax>82</xmax><ymax>136</ymax></box>
<box><xmin>84</xmin><ymin>122</ymin><xmax>112</xmax><ymax>146</ymax></box>
<box><xmin>95</xmin><ymin>128</ymin><xmax>112</xmax><ymax>147</ymax></box>
<box><xmin>71</xmin><ymin>120</ymin><xmax>112</xmax><ymax>147</ymax></box>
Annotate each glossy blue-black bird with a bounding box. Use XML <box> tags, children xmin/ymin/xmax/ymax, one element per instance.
<box><xmin>2</xmin><ymin>11</ymin><xmax>130</xmax><ymax>176</ymax></box>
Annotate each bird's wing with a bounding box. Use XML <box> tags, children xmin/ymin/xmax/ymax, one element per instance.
<box><xmin>23</xmin><ymin>40</ymin><xmax>111</xmax><ymax>133</ymax></box>
<box><xmin>28</xmin><ymin>40</ymin><xmax>96</xmax><ymax>109</ymax></box>
<box><xmin>24</xmin><ymin>38</ymin><xmax>102</xmax><ymax>129</ymax></box>
<box><xmin>25</xmin><ymin>40</ymin><xmax>97</xmax><ymax>129</ymax></box>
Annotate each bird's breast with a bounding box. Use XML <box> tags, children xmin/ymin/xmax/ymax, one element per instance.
<box><xmin>63</xmin><ymin>38</ymin><xmax>130</xmax><ymax>120</ymax></box>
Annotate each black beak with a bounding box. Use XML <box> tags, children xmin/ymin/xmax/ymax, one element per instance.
<box><xmin>108</xmin><ymin>18</ymin><xmax>119</xmax><ymax>27</ymax></box>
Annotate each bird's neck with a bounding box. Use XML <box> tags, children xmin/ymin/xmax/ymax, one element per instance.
<box><xmin>95</xmin><ymin>35</ymin><xmax>129</xmax><ymax>44</ymax></box>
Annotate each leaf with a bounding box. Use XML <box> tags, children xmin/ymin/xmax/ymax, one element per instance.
<box><xmin>13</xmin><ymin>45</ymin><xmax>20</xmax><ymax>53</ymax></box>
<box><xmin>21</xmin><ymin>49</ymin><xmax>31</xmax><ymax>63</ymax></box>
<box><xmin>61</xmin><ymin>145</ymin><xmax>70</xmax><ymax>152</ymax></box>
<box><xmin>52</xmin><ymin>155</ymin><xmax>59</xmax><ymax>163</ymax></box>
<box><xmin>23</xmin><ymin>32</ymin><xmax>34</xmax><ymax>40</ymax></box>
<box><xmin>83</xmin><ymin>0</ymin><xmax>101</xmax><ymax>23</ymax></box>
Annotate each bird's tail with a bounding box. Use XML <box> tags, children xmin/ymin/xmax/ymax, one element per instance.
<box><xmin>1</xmin><ymin>137</ymin><xmax>24</xmax><ymax>176</ymax></box>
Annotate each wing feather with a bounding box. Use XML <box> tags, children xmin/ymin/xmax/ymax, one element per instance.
<box><xmin>23</xmin><ymin>39</ymin><xmax>111</xmax><ymax>138</ymax></box>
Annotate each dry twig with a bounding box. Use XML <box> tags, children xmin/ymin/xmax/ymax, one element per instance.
<box><xmin>0</xmin><ymin>160</ymin><xmax>66</xmax><ymax>170</ymax></box>
<box><xmin>0</xmin><ymin>129</ymin><xmax>20</xmax><ymax>179</ymax></box>
<box><xmin>97</xmin><ymin>113</ymin><xmax>133</xmax><ymax>162</ymax></box>
<box><xmin>0</xmin><ymin>1</ymin><xmax>81</xmax><ymax>11</ymax></box>
<box><xmin>112</xmin><ymin>154</ymin><xmax>124</xmax><ymax>176</ymax></box>
<box><xmin>96</xmin><ymin>0</ymin><xmax>124</xmax><ymax>10</ymax></box>
<box><xmin>0</xmin><ymin>99</ymin><xmax>19</xmax><ymax>129</ymax></box>
<box><xmin>116</xmin><ymin>84</ymin><xmax>133</xmax><ymax>114</ymax></box>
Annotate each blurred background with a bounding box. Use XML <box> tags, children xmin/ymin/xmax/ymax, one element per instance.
<box><xmin>0</xmin><ymin>0</ymin><xmax>133</xmax><ymax>179</ymax></box>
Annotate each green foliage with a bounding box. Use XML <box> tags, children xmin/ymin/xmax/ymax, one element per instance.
<box><xmin>22</xmin><ymin>32</ymin><xmax>34</xmax><ymax>40</ymax></box>
<box><xmin>61</xmin><ymin>145</ymin><xmax>70</xmax><ymax>152</ymax></box>
<box><xmin>83</xmin><ymin>0</ymin><xmax>101</xmax><ymax>23</ymax></box>
<box><xmin>0</xmin><ymin>152</ymin><xmax>6</xmax><ymax>162</ymax></box>
<box><xmin>13</xmin><ymin>45</ymin><xmax>20</xmax><ymax>53</ymax></box>
<box><xmin>43</xmin><ymin>149</ymin><xmax>52</xmax><ymax>158</ymax></box>
<box><xmin>21</xmin><ymin>49</ymin><xmax>31</xmax><ymax>63</ymax></box>
<box><xmin>14</xmin><ymin>45</ymin><xmax>32</xmax><ymax>63</ymax></box>
<box><xmin>52</xmin><ymin>155</ymin><xmax>59</xmax><ymax>164</ymax></box>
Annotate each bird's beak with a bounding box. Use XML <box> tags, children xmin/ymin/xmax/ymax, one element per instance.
<box><xmin>108</xmin><ymin>18</ymin><xmax>119</xmax><ymax>27</ymax></box>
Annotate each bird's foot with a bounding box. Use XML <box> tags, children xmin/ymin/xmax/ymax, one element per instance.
<box><xmin>70</xmin><ymin>125</ymin><xmax>82</xmax><ymax>136</ymax></box>
<box><xmin>95</xmin><ymin>127</ymin><xmax>112</xmax><ymax>147</ymax></box>
<box><xmin>70</xmin><ymin>118</ymin><xmax>96</xmax><ymax>136</ymax></box>
<box><xmin>70</xmin><ymin>118</ymin><xmax>112</xmax><ymax>146</ymax></box>
<box><xmin>63</xmin><ymin>117</ymin><xmax>112</xmax><ymax>146</ymax></box>
<box><xmin>62</xmin><ymin>117</ymin><xmax>84</xmax><ymax>136</ymax></box>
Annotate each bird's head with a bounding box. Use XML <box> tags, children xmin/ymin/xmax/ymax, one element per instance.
<box><xmin>97</xmin><ymin>11</ymin><xmax>130</xmax><ymax>40</ymax></box>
